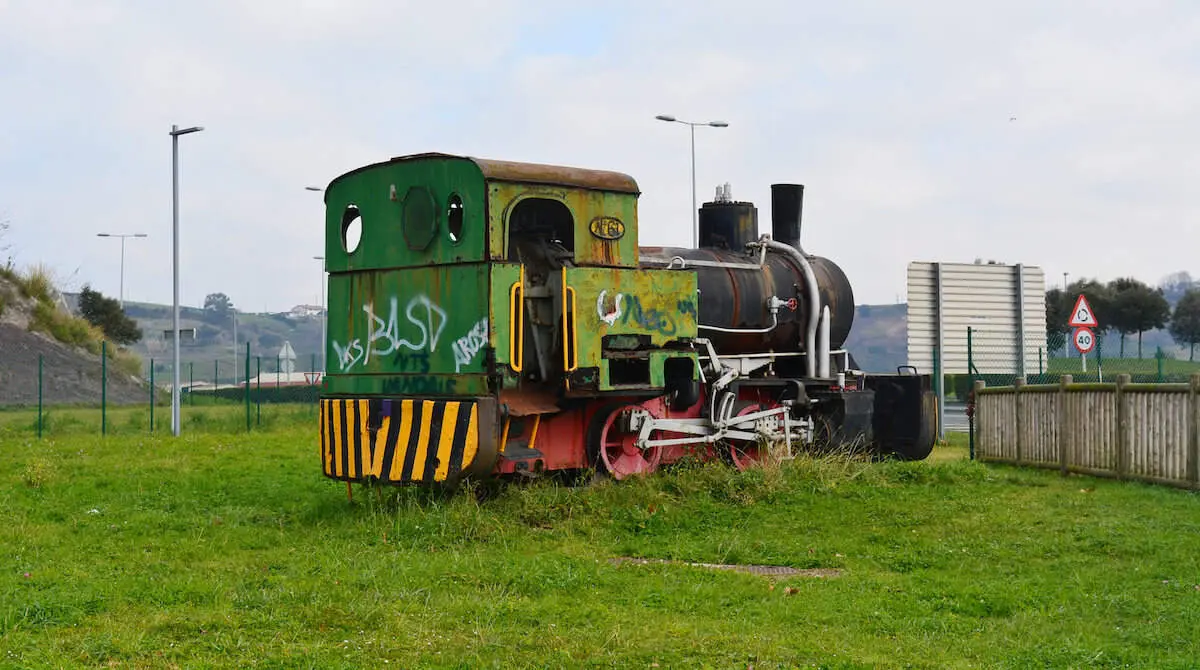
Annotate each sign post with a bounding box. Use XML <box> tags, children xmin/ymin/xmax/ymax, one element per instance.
<box><xmin>1068</xmin><ymin>294</ymin><xmax>1100</xmax><ymax>376</ymax></box>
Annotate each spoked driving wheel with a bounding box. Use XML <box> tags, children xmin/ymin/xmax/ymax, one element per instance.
<box><xmin>587</xmin><ymin>403</ymin><xmax>663</xmax><ymax>480</ymax></box>
<box><xmin>722</xmin><ymin>400</ymin><xmax>778</xmax><ymax>470</ymax></box>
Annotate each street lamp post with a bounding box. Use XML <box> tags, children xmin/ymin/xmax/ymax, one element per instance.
<box><xmin>655</xmin><ymin>114</ymin><xmax>729</xmax><ymax>247</ymax></box>
<box><xmin>306</xmin><ymin>186</ymin><xmax>327</xmax><ymax>372</ymax></box>
<box><xmin>95</xmin><ymin>232</ymin><xmax>147</xmax><ymax>308</ymax></box>
<box><xmin>170</xmin><ymin>123</ymin><xmax>204</xmax><ymax>437</ymax></box>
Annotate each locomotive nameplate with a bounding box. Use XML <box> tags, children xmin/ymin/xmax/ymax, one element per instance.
<box><xmin>589</xmin><ymin>216</ymin><xmax>625</xmax><ymax>240</ymax></box>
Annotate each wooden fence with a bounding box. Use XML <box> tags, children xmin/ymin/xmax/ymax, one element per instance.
<box><xmin>973</xmin><ymin>374</ymin><xmax>1200</xmax><ymax>489</ymax></box>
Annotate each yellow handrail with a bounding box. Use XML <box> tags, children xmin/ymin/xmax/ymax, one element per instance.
<box><xmin>561</xmin><ymin>267</ymin><xmax>578</xmax><ymax>373</ymax></box>
<box><xmin>509</xmin><ymin>265</ymin><xmax>525</xmax><ymax>373</ymax></box>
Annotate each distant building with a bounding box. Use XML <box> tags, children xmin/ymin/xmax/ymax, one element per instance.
<box><xmin>287</xmin><ymin>304</ymin><xmax>325</xmax><ymax>320</ymax></box>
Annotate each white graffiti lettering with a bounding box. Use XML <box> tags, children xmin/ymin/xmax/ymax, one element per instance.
<box><xmin>332</xmin><ymin>339</ymin><xmax>365</xmax><ymax>372</ymax></box>
<box><xmin>452</xmin><ymin>318</ymin><xmax>489</xmax><ymax>372</ymax></box>
<box><xmin>597</xmin><ymin>289</ymin><xmax>624</xmax><ymax>326</ymax></box>
<box><xmin>330</xmin><ymin>293</ymin><xmax>449</xmax><ymax>372</ymax></box>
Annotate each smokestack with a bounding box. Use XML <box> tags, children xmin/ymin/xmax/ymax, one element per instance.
<box><xmin>770</xmin><ymin>183</ymin><xmax>804</xmax><ymax>251</ymax></box>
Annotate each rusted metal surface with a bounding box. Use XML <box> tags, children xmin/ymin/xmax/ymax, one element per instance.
<box><xmin>499</xmin><ymin>388</ymin><xmax>561</xmax><ymax>416</ymax></box>
<box><xmin>488</xmin><ymin>183</ymin><xmax>638</xmax><ymax>268</ymax></box>
<box><xmin>698</xmin><ymin>198</ymin><xmax>759</xmax><ymax>250</ymax></box>
<box><xmin>470</xmin><ymin>156</ymin><xmax>639</xmax><ymax>194</ymax></box>
<box><xmin>975</xmin><ymin>375</ymin><xmax>1200</xmax><ymax>490</ymax></box>
<box><xmin>638</xmin><ymin>246</ymin><xmax>855</xmax><ymax>356</ymax></box>
<box><xmin>351</xmin><ymin>151</ymin><xmax>640</xmax><ymax>194</ymax></box>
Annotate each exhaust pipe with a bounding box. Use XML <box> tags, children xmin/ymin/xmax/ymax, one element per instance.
<box><xmin>770</xmin><ymin>183</ymin><xmax>804</xmax><ymax>253</ymax></box>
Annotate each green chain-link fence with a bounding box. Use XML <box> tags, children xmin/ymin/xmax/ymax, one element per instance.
<box><xmin>0</xmin><ymin>342</ymin><xmax>324</xmax><ymax>438</ymax></box>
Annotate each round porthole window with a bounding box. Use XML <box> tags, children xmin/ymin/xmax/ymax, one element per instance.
<box><xmin>402</xmin><ymin>187</ymin><xmax>437</xmax><ymax>251</ymax></box>
<box><xmin>341</xmin><ymin>204</ymin><xmax>363</xmax><ymax>254</ymax></box>
<box><xmin>447</xmin><ymin>194</ymin><xmax>464</xmax><ymax>244</ymax></box>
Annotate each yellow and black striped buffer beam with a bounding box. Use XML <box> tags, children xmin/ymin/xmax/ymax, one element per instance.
<box><xmin>320</xmin><ymin>398</ymin><xmax>483</xmax><ymax>484</ymax></box>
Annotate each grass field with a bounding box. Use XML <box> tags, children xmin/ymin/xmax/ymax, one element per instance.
<box><xmin>1046</xmin><ymin>355</ymin><xmax>1200</xmax><ymax>376</ymax></box>
<box><xmin>2</xmin><ymin>406</ymin><xmax>1199</xmax><ymax>667</ymax></box>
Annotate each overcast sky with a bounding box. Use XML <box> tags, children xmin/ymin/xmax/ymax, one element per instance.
<box><xmin>1</xmin><ymin>0</ymin><xmax>1197</xmax><ymax>313</ymax></box>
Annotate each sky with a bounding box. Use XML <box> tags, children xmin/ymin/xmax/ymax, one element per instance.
<box><xmin>1</xmin><ymin>0</ymin><xmax>1198</xmax><ymax>313</ymax></box>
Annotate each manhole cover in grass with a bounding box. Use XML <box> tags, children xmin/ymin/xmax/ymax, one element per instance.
<box><xmin>609</xmin><ymin>557</ymin><xmax>841</xmax><ymax>578</ymax></box>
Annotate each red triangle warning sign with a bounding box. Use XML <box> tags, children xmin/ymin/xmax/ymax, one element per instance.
<box><xmin>1068</xmin><ymin>294</ymin><xmax>1098</xmax><ymax>328</ymax></box>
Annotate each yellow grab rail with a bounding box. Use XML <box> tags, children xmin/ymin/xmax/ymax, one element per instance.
<box><xmin>561</xmin><ymin>267</ymin><xmax>578</xmax><ymax>373</ymax></box>
<box><xmin>509</xmin><ymin>265</ymin><xmax>525</xmax><ymax>373</ymax></box>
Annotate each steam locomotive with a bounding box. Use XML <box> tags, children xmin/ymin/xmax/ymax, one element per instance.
<box><xmin>316</xmin><ymin>152</ymin><xmax>936</xmax><ymax>486</ymax></box>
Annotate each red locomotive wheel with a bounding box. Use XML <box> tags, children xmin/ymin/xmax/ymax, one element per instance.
<box><xmin>724</xmin><ymin>401</ymin><xmax>774</xmax><ymax>470</ymax></box>
<box><xmin>591</xmin><ymin>403</ymin><xmax>663</xmax><ymax>480</ymax></box>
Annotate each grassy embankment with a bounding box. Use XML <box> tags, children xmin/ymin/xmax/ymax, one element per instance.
<box><xmin>2</xmin><ymin>406</ymin><xmax>1199</xmax><ymax>667</ymax></box>
<box><xmin>0</xmin><ymin>262</ymin><xmax>142</xmax><ymax>377</ymax></box>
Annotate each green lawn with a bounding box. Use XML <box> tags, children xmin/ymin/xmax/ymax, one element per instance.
<box><xmin>1046</xmin><ymin>355</ymin><xmax>1200</xmax><ymax>377</ymax></box>
<box><xmin>2</xmin><ymin>412</ymin><xmax>1199</xmax><ymax>667</ymax></box>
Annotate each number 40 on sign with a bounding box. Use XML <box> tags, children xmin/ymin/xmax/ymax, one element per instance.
<box><xmin>1073</xmin><ymin>327</ymin><xmax>1095</xmax><ymax>354</ymax></box>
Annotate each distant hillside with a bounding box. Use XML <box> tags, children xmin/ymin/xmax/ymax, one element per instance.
<box><xmin>71</xmin><ymin>297</ymin><xmax>326</xmax><ymax>385</ymax></box>
<box><xmin>843</xmin><ymin>303</ymin><xmax>908</xmax><ymax>373</ymax></box>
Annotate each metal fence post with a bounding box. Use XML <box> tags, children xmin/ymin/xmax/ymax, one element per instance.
<box><xmin>101</xmin><ymin>340</ymin><xmax>107</xmax><ymax>437</ymax></box>
<box><xmin>245</xmin><ymin>342</ymin><xmax>251</xmax><ymax>432</ymax></box>
<box><xmin>933</xmin><ymin>344</ymin><xmax>943</xmax><ymax>442</ymax></box>
<box><xmin>150</xmin><ymin>358</ymin><xmax>155</xmax><ymax>433</ymax></box>
<box><xmin>214</xmin><ymin>359</ymin><xmax>219</xmax><ymax>393</ymax></box>
<box><xmin>256</xmin><ymin>355</ymin><xmax>262</xmax><ymax>427</ymax></box>
<box><xmin>189</xmin><ymin>361</ymin><xmax>194</xmax><ymax>406</ymax></box>
<box><xmin>37</xmin><ymin>354</ymin><xmax>43</xmax><ymax>439</ymax></box>
<box><xmin>967</xmin><ymin>326</ymin><xmax>975</xmax><ymax>458</ymax></box>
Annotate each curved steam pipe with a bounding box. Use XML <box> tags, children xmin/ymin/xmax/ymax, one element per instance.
<box><xmin>760</xmin><ymin>236</ymin><xmax>821</xmax><ymax>378</ymax></box>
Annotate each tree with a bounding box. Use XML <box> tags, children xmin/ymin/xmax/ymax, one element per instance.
<box><xmin>1169</xmin><ymin>288</ymin><xmax>1200</xmax><ymax>361</ymax></box>
<box><xmin>1107</xmin><ymin>277</ymin><xmax>1142</xmax><ymax>357</ymax></box>
<box><xmin>258</xmin><ymin>332</ymin><xmax>284</xmax><ymax>349</ymax></box>
<box><xmin>1108</xmin><ymin>277</ymin><xmax>1170</xmax><ymax>358</ymax></box>
<box><xmin>204</xmin><ymin>292</ymin><xmax>234</xmax><ymax>318</ymax></box>
<box><xmin>1159</xmin><ymin>271</ymin><xmax>1196</xmax><ymax>306</ymax></box>
<box><xmin>1045</xmin><ymin>287</ymin><xmax>1071</xmax><ymax>353</ymax></box>
<box><xmin>78</xmin><ymin>284</ymin><xmax>142</xmax><ymax>345</ymax></box>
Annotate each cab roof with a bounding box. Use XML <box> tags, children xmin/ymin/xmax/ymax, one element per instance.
<box><xmin>326</xmin><ymin>151</ymin><xmax>640</xmax><ymax>195</ymax></box>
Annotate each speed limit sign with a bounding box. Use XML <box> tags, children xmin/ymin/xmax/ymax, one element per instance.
<box><xmin>1074</xmin><ymin>327</ymin><xmax>1096</xmax><ymax>354</ymax></box>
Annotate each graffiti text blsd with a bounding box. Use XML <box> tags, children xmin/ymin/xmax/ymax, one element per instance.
<box><xmin>331</xmin><ymin>294</ymin><xmax>450</xmax><ymax>372</ymax></box>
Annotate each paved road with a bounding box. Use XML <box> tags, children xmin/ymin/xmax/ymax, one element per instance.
<box><xmin>942</xmin><ymin>401</ymin><xmax>969</xmax><ymax>433</ymax></box>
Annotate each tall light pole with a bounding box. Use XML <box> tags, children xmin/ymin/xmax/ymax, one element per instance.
<box><xmin>170</xmin><ymin>123</ymin><xmax>204</xmax><ymax>437</ymax></box>
<box><xmin>655</xmin><ymin>114</ymin><xmax>729</xmax><ymax>247</ymax></box>
<box><xmin>307</xmin><ymin>186</ymin><xmax>326</xmax><ymax>372</ymax></box>
<box><xmin>95</xmin><ymin>232</ymin><xmax>147</xmax><ymax>307</ymax></box>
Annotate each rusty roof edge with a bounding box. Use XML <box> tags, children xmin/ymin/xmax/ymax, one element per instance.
<box><xmin>326</xmin><ymin>152</ymin><xmax>640</xmax><ymax>194</ymax></box>
<box><xmin>467</xmin><ymin>156</ymin><xmax>640</xmax><ymax>195</ymax></box>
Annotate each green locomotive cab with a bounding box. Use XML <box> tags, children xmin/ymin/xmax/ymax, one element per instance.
<box><xmin>318</xmin><ymin>152</ymin><xmax>701</xmax><ymax>486</ymax></box>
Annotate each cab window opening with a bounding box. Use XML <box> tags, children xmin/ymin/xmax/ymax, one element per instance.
<box><xmin>506</xmin><ymin>197</ymin><xmax>574</xmax><ymax>263</ymax></box>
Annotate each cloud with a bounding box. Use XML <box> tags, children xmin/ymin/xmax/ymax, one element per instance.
<box><xmin>1</xmin><ymin>0</ymin><xmax>1199</xmax><ymax>319</ymax></box>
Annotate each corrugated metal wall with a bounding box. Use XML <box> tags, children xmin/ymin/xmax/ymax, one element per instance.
<box><xmin>975</xmin><ymin>377</ymin><xmax>1200</xmax><ymax>489</ymax></box>
<box><xmin>907</xmin><ymin>261</ymin><xmax>1047</xmax><ymax>375</ymax></box>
